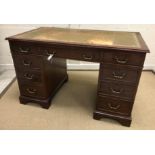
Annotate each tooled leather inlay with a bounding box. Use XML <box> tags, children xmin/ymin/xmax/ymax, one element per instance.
<box><xmin>11</xmin><ymin>27</ymin><xmax>141</xmax><ymax>49</ymax></box>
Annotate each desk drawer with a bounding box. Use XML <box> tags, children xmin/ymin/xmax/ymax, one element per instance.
<box><xmin>102</xmin><ymin>50</ymin><xmax>145</xmax><ymax>67</ymax></box>
<box><xmin>17</xmin><ymin>70</ymin><xmax>42</xmax><ymax>83</ymax></box>
<box><xmin>96</xmin><ymin>95</ymin><xmax>132</xmax><ymax>116</ymax></box>
<box><xmin>69</xmin><ymin>50</ymin><xmax>100</xmax><ymax>62</ymax></box>
<box><xmin>10</xmin><ymin>41</ymin><xmax>101</xmax><ymax>62</ymax></box>
<box><xmin>19</xmin><ymin>84</ymin><xmax>47</xmax><ymax>99</ymax></box>
<box><xmin>40</xmin><ymin>45</ymin><xmax>101</xmax><ymax>62</ymax></box>
<box><xmin>98</xmin><ymin>81</ymin><xmax>136</xmax><ymax>100</ymax></box>
<box><xmin>13</xmin><ymin>55</ymin><xmax>43</xmax><ymax>70</ymax></box>
<box><xmin>10</xmin><ymin>41</ymin><xmax>39</xmax><ymax>55</ymax></box>
<box><xmin>100</xmin><ymin>64</ymin><xmax>141</xmax><ymax>84</ymax></box>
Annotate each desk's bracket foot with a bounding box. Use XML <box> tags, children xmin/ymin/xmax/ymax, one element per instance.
<box><xmin>19</xmin><ymin>96</ymin><xmax>29</xmax><ymax>105</ymax></box>
<box><xmin>93</xmin><ymin>111</ymin><xmax>132</xmax><ymax>127</ymax></box>
<box><xmin>19</xmin><ymin>95</ymin><xmax>52</xmax><ymax>109</ymax></box>
<box><xmin>19</xmin><ymin>74</ymin><xmax>68</xmax><ymax>109</ymax></box>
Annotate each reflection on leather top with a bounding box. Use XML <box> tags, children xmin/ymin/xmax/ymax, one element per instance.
<box><xmin>9</xmin><ymin>27</ymin><xmax>141</xmax><ymax>49</ymax></box>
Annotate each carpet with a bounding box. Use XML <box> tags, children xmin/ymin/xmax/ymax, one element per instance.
<box><xmin>0</xmin><ymin>71</ymin><xmax>155</xmax><ymax>130</ymax></box>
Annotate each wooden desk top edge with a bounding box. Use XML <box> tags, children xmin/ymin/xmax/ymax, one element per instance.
<box><xmin>6</xmin><ymin>27</ymin><xmax>150</xmax><ymax>53</ymax></box>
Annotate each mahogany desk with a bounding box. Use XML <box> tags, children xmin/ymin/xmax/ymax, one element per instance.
<box><xmin>6</xmin><ymin>27</ymin><xmax>149</xmax><ymax>126</ymax></box>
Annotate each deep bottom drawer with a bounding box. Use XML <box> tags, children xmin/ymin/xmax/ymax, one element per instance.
<box><xmin>19</xmin><ymin>84</ymin><xmax>47</xmax><ymax>99</ymax></box>
<box><xmin>96</xmin><ymin>95</ymin><xmax>133</xmax><ymax>116</ymax></box>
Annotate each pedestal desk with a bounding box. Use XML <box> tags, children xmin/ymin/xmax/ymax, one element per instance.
<box><xmin>6</xmin><ymin>27</ymin><xmax>149</xmax><ymax>126</ymax></box>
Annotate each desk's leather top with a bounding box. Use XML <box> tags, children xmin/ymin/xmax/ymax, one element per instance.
<box><xmin>6</xmin><ymin>27</ymin><xmax>149</xmax><ymax>52</ymax></box>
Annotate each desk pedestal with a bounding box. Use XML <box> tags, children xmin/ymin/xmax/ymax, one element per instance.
<box><xmin>13</xmin><ymin>55</ymin><xmax>68</xmax><ymax>109</ymax></box>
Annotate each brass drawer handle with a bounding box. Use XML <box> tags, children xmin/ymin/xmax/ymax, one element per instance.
<box><xmin>108</xmin><ymin>103</ymin><xmax>120</xmax><ymax>110</ymax></box>
<box><xmin>24</xmin><ymin>73</ymin><xmax>33</xmax><ymax>80</ymax></box>
<box><xmin>113</xmin><ymin>72</ymin><xmax>126</xmax><ymax>79</ymax></box>
<box><xmin>83</xmin><ymin>55</ymin><xmax>93</xmax><ymax>60</ymax></box>
<box><xmin>26</xmin><ymin>88</ymin><xmax>37</xmax><ymax>94</ymax></box>
<box><xmin>115</xmin><ymin>56</ymin><xmax>128</xmax><ymax>64</ymax></box>
<box><xmin>19</xmin><ymin>47</ymin><xmax>30</xmax><ymax>53</ymax></box>
<box><xmin>111</xmin><ymin>88</ymin><xmax>123</xmax><ymax>94</ymax></box>
<box><xmin>23</xmin><ymin>60</ymin><xmax>31</xmax><ymax>66</ymax></box>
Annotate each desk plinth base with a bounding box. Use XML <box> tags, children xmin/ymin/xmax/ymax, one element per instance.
<box><xmin>19</xmin><ymin>75</ymin><xmax>68</xmax><ymax>109</ymax></box>
<box><xmin>93</xmin><ymin>111</ymin><xmax>132</xmax><ymax>127</ymax></box>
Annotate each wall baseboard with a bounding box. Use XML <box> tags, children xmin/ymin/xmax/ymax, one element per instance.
<box><xmin>67</xmin><ymin>64</ymin><xmax>155</xmax><ymax>72</ymax></box>
<box><xmin>67</xmin><ymin>64</ymin><xmax>99</xmax><ymax>70</ymax></box>
<box><xmin>143</xmin><ymin>65</ymin><xmax>155</xmax><ymax>72</ymax></box>
<box><xmin>1</xmin><ymin>64</ymin><xmax>155</xmax><ymax>72</ymax></box>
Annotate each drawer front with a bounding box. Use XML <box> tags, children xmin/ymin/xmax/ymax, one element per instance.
<box><xmin>102</xmin><ymin>51</ymin><xmax>145</xmax><ymax>66</ymax></box>
<box><xmin>17</xmin><ymin>70</ymin><xmax>42</xmax><ymax>83</ymax></box>
<box><xmin>98</xmin><ymin>81</ymin><xmax>136</xmax><ymax>100</ymax></box>
<box><xmin>69</xmin><ymin>50</ymin><xmax>100</xmax><ymax>62</ymax></box>
<box><xmin>9</xmin><ymin>41</ymin><xmax>146</xmax><ymax>65</ymax></box>
<box><xmin>10</xmin><ymin>41</ymin><xmax>39</xmax><ymax>55</ymax></box>
<box><xmin>19</xmin><ymin>84</ymin><xmax>47</xmax><ymax>99</ymax></box>
<box><xmin>40</xmin><ymin>46</ymin><xmax>101</xmax><ymax>62</ymax></box>
<box><xmin>96</xmin><ymin>96</ymin><xmax>132</xmax><ymax>116</ymax></box>
<box><xmin>100</xmin><ymin>64</ymin><xmax>141</xmax><ymax>84</ymax></box>
<box><xmin>13</xmin><ymin>55</ymin><xmax>43</xmax><ymax>70</ymax></box>
<box><xmin>10</xmin><ymin>41</ymin><xmax>101</xmax><ymax>62</ymax></box>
